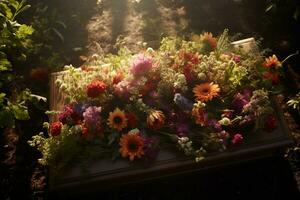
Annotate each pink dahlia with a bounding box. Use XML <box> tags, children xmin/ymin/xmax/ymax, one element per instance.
<box><xmin>86</xmin><ymin>80</ymin><xmax>107</xmax><ymax>98</ymax></box>
<box><xmin>130</xmin><ymin>54</ymin><xmax>153</xmax><ymax>76</ymax></box>
<box><xmin>50</xmin><ymin>122</ymin><xmax>62</xmax><ymax>137</ymax></box>
<box><xmin>114</xmin><ymin>80</ymin><xmax>132</xmax><ymax>99</ymax></box>
<box><xmin>231</xmin><ymin>134</ymin><xmax>243</xmax><ymax>145</ymax></box>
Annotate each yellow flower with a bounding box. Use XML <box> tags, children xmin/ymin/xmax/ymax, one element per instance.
<box><xmin>119</xmin><ymin>132</ymin><xmax>144</xmax><ymax>161</ymax></box>
<box><xmin>193</xmin><ymin>82</ymin><xmax>220</xmax><ymax>102</ymax></box>
<box><xmin>147</xmin><ymin>110</ymin><xmax>165</xmax><ymax>130</ymax></box>
<box><xmin>108</xmin><ymin>108</ymin><xmax>127</xmax><ymax>131</ymax></box>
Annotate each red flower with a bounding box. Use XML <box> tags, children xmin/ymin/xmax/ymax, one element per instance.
<box><xmin>180</xmin><ymin>50</ymin><xmax>199</xmax><ymax>64</ymax></box>
<box><xmin>126</xmin><ymin>112</ymin><xmax>138</xmax><ymax>128</ymax></box>
<box><xmin>141</xmin><ymin>81</ymin><xmax>156</xmax><ymax>96</ymax></box>
<box><xmin>86</xmin><ymin>80</ymin><xmax>107</xmax><ymax>98</ymax></box>
<box><xmin>264</xmin><ymin>114</ymin><xmax>277</xmax><ymax>133</ymax></box>
<box><xmin>231</xmin><ymin>134</ymin><xmax>243</xmax><ymax>145</ymax></box>
<box><xmin>183</xmin><ymin>64</ymin><xmax>196</xmax><ymax>82</ymax></box>
<box><xmin>50</xmin><ymin>122</ymin><xmax>62</xmax><ymax>137</ymax></box>
<box><xmin>263</xmin><ymin>72</ymin><xmax>280</xmax><ymax>84</ymax></box>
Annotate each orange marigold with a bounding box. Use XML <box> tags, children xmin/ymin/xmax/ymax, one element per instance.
<box><xmin>200</xmin><ymin>32</ymin><xmax>218</xmax><ymax>49</ymax></box>
<box><xmin>193</xmin><ymin>82</ymin><xmax>220</xmax><ymax>102</ymax></box>
<box><xmin>119</xmin><ymin>132</ymin><xmax>144</xmax><ymax>161</ymax></box>
<box><xmin>191</xmin><ymin>107</ymin><xmax>207</xmax><ymax>126</ymax></box>
<box><xmin>263</xmin><ymin>55</ymin><xmax>281</xmax><ymax>69</ymax></box>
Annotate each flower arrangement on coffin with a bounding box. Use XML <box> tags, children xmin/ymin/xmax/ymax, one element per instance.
<box><xmin>28</xmin><ymin>30</ymin><xmax>285</xmax><ymax>169</ymax></box>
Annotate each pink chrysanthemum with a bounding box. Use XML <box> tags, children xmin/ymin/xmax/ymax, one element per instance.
<box><xmin>130</xmin><ymin>54</ymin><xmax>153</xmax><ymax>76</ymax></box>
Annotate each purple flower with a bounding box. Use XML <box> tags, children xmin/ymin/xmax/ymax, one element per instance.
<box><xmin>176</xmin><ymin>123</ymin><xmax>190</xmax><ymax>137</ymax></box>
<box><xmin>241</xmin><ymin>89</ymin><xmax>253</xmax><ymax>100</ymax></box>
<box><xmin>130</xmin><ymin>54</ymin><xmax>153</xmax><ymax>76</ymax></box>
<box><xmin>83</xmin><ymin>106</ymin><xmax>102</xmax><ymax>126</ymax></box>
<box><xmin>143</xmin><ymin>136</ymin><xmax>160</xmax><ymax>166</ymax></box>
<box><xmin>232</xmin><ymin>89</ymin><xmax>253</xmax><ymax>114</ymax></box>
<box><xmin>58</xmin><ymin>105</ymin><xmax>73</xmax><ymax>124</ymax></box>
<box><xmin>207</xmin><ymin>119</ymin><xmax>222</xmax><ymax>132</ymax></box>
<box><xmin>232</xmin><ymin>93</ymin><xmax>249</xmax><ymax>114</ymax></box>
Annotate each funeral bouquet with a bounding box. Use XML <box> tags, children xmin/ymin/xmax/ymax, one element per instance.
<box><xmin>29</xmin><ymin>30</ymin><xmax>283</xmax><ymax>169</ymax></box>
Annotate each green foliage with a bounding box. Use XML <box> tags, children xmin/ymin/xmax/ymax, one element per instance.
<box><xmin>28</xmin><ymin>3</ymin><xmax>67</xmax><ymax>69</ymax></box>
<box><xmin>0</xmin><ymin>0</ymin><xmax>46</xmax><ymax>129</ymax></box>
<box><xmin>0</xmin><ymin>89</ymin><xmax>47</xmax><ymax>128</ymax></box>
<box><xmin>0</xmin><ymin>0</ymin><xmax>34</xmax><ymax>75</ymax></box>
<box><xmin>216</xmin><ymin>29</ymin><xmax>230</xmax><ymax>57</ymax></box>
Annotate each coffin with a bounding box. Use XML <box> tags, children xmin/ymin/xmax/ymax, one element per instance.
<box><xmin>48</xmin><ymin>38</ymin><xmax>293</xmax><ymax>198</ymax></box>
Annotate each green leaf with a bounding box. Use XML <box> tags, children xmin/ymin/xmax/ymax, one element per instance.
<box><xmin>108</xmin><ymin>131</ymin><xmax>120</xmax><ymax>145</ymax></box>
<box><xmin>55</xmin><ymin>21</ymin><xmax>67</xmax><ymax>29</ymax></box>
<box><xmin>0</xmin><ymin>57</ymin><xmax>12</xmax><ymax>71</ymax></box>
<box><xmin>0</xmin><ymin>3</ymin><xmax>13</xmax><ymax>19</ymax></box>
<box><xmin>17</xmin><ymin>4</ymin><xmax>31</xmax><ymax>15</ymax></box>
<box><xmin>265</xmin><ymin>4</ymin><xmax>274</xmax><ymax>12</ymax></box>
<box><xmin>0</xmin><ymin>107</ymin><xmax>15</xmax><ymax>128</ymax></box>
<box><xmin>51</xmin><ymin>28</ymin><xmax>64</xmax><ymax>43</ymax></box>
<box><xmin>11</xmin><ymin>104</ymin><xmax>30</xmax><ymax>120</ymax></box>
<box><xmin>16</xmin><ymin>24</ymin><xmax>34</xmax><ymax>39</ymax></box>
<box><xmin>0</xmin><ymin>93</ymin><xmax>6</xmax><ymax>104</ymax></box>
<box><xmin>294</xmin><ymin>7</ymin><xmax>299</xmax><ymax>21</ymax></box>
<box><xmin>9</xmin><ymin>0</ymin><xmax>20</xmax><ymax>10</ymax></box>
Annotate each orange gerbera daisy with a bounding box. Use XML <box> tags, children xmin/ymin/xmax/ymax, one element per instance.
<box><xmin>147</xmin><ymin>110</ymin><xmax>165</xmax><ymax>130</ymax></box>
<box><xmin>263</xmin><ymin>55</ymin><xmax>281</xmax><ymax>69</ymax></box>
<box><xmin>200</xmin><ymin>32</ymin><xmax>218</xmax><ymax>49</ymax></box>
<box><xmin>108</xmin><ymin>108</ymin><xmax>127</xmax><ymax>131</ymax></box>
<box><xmin>119</xmin><ymin>132</ymin><xmax>144</xmax><ymax>161</ymax></box>
<box><xmin>193</xmin><ymin>82</ymin><xmax>220</xmax><ymax>102</ymax></box>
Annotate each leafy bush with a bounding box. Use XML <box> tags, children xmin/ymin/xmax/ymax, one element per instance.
<box><xmin>0</xmin><ymin>0</ymin><xmax>45</xmax><ymax>129</ymax></box>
